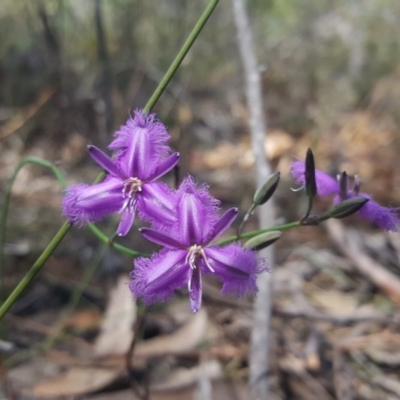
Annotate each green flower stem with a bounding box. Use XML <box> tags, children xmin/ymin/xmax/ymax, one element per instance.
<box><xmin>5</xmin><ymin>243</ymin><xmax>108</xmax><ymax>367</ymax></box>
<box><xmin>87</xmin><ymin>223</ymin><xmax>147</xmax><ymax>258</ymax></box>
<box><xmin>0</xmin><ymin>0</ymin><xmax>220</xmax><ymax>323</ymax></box>
<box><xmin>0</xmin><ymin>157</ymin><xmax>68</xmax><ymax>298</ymax></box>
<box><xmin>143</xmin><ymin>0</ymin><xmax>219</xmax><ymax>113</ymax></box>
<box><xmin>216</xmin><ymin>220</ymin><xmax>302</xmax><ymax>246</ymax></box>
<box><xmin>0</xmin><ymin>221</ymin><xmax>72</xmax><ymax>321</ymax></box>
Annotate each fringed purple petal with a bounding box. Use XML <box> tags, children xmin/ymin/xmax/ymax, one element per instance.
<box><xmin>148</xmin><ymin>152</ymin><xmax>180</xmax><ymax>182</ymax></box>
<box><xmin>188</xmin><ymin>266</ymin><xmax>202</xmax><ymax>313</ymax></box>
<box><xmin>109</xmin><ymin>110</ymin><xmax>171</xmax><ymax>179</ymax></box>
<box><xmin>316</xmin><ymin>170</ymin><xmax>339</xmax><ymax>196</ymax></box>
<box><xmin>174</xmin><ymin>176</ymin><xmax>221</xmax><ymax>246</ymax></box>
<box><xmin>204</xmin><ymin>244</ymin><xmax>267</xmax><ymax>297</ymax></box>
<box><xmin>130</xmin><ymin>249</ymin><xmax>188</xmax><ymax>305</ymax></box>
<box><xmin>291</xmin><ymin>160</ymin><xmax>339</xmax><ymax>197</ymax></box>
<box><xmin>87</xmin><ymin>145</ymin><xmax>122</xmax><ymax>177</ymax></box>
<box><xmin>137</xmin><ymin>182</ymin><xmax>177</xmax><ymax>230</ymax></box>
<box><xmin>62</xmin><ymin>178</ymin><xmax>124</xmax><ymax>224</ymax></box>
<box><xmin>207</xmin><ymin>208</ymin><xmax>238</xmax><ymax>244</ymax></box>
<box><xmin>140</xmin><ymin>228</ymin><xmax>183</xmax><ymax>249</ymax></box>
<box><xmin>109</xmin><ymin>110</ymin><xmax>170</xmax><ymax>153</ymax></box>
<box><xmin>356</xmin><ymin>193</ymin><xmax>400</xmax><ymax>232</ymax></box>
<box><xmin>117</xmin><ymin>208</ymin><xmax>136</xmax><ymax>236</ymax></box>
<box><xmin>118</xmin><ymin>125</ymin><xmax>153</xmax><ymax>179</ymax></box>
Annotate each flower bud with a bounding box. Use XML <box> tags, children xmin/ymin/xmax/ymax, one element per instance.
<box><xmin>253</xmin><ymin>172</ymin><xmax>280</xmax><ymax>206</ymax></box>
<box><xmin>305</xmin><ymin>148</ymin><xmax>317</xmax><ymax>198</ymax></box>
<box><xmin>244</xmin><ymin>231</ymin><xmax>282</xmax><ymax>251</ymax></box>
<box><xmin>338</xmin><ymin>171</ymin><xmax>348</xmax><ymax>201</ymax></box>
<box><xmin>328</xmin><ymin>197</ymin><xmax>369</xmax><ymax>219</ymax></box>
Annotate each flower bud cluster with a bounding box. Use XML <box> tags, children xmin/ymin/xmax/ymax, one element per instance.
<box><xmin>291</xmin><ymin>156</ymin><xmax>399</xmax><ymax>231</ymax></box>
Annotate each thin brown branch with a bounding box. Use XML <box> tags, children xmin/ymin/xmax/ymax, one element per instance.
<box><xmin>326</xmin><ymin>219</ymin><xmax>400</xmax><ymax>307</ymax></box>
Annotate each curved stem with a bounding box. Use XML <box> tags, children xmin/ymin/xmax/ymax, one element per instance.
<box><xmin>216</xmin><ymin>220</ymin><xmax>302</xmax><ymax>246</ymax></box>
<box><xmin>87</xmin><ymin>223</ymin><xmax>147</xmax><ymax>257</ymax></box>
<box><xmin>0</xmin><ymin>221</ymin><xmax>72</xmax><ymax>321</ymax></box>
<box><xmin>0</xmin><ymin>157</ymin><xmax>67</xmax><ymax>299</ymax></box>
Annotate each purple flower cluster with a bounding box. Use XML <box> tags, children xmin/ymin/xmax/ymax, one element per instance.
<box><xmin>291</xmin><ymin>160</ymin><xmax>399</xmax><ymax>231</ymax></box>
<box><xmin>63</xmin><ymin>110</ymin><xmax>264</xmax><ymax>312</ymax></box>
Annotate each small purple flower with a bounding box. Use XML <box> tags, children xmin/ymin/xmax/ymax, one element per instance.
<box><xmin>130</xmin><ymin>176</ymin><xmax>265</xmax><ymax>313</ymax></box>
<box><xmin>333</xmin><ymin>190</ymin><xmax>400</xmax><ymax>232</ymax></box>
<box><xmin>63</xmin><ymin>111</ymin><xmax>179</xmax><ymax>236</ymax></box>
<box><xmin>353</xmin><ymin>193</ymin><xmax>399</xmax><ymax>232</ymax></box>
<box><xmin>291</xmin><ymin>160</ymin><xmax>399</xmax><ymax>231</ymax></box>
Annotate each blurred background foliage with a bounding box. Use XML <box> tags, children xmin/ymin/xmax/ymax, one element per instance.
<box><xmin>2</xmin><ymin>0</ymin><xmax>400</xmax><ymax>128</ymax></box>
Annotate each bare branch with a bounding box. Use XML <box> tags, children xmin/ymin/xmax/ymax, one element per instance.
<box><xmin>232</xmin><ymin>1</ymin><xmax>275</xmax><ymax>399</ymax></box>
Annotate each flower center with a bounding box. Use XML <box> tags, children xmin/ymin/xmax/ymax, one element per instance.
<box><xmin>123</xmin><ymin>177</ymin><xmax>143</xmax><ymax>198</ymax></box>
<box><xmin>186</xmin><ymin>244</ymin><xmax>215</xmax><ymax>273</ymax></box>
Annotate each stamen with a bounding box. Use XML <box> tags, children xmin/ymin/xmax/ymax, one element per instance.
<box><xmin>200</xmin><ymin>249</ymin><xmax>215</xmax><ymax>273</ymax></box>
<box><xmin>185</xmin><ymin>243</ymin><xmax>215</xmax><ymax>296</ymax></box>
<box><xmin>123</xmin><ymin>177</ymin><xmax>143</xmax><ymax>198</ymax></box>
<box><xmin>121</xmin><ymin>195</ymin><xmax>137</xmax><ymax>214</ymax></box>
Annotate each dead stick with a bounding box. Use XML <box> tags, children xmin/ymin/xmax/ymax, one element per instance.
<box><xmin>327</xmin><ymin>219</ymin><xmax>400</xmax><ymax>307</ymax></box>
<box><xmin>232</xmin><ymin>1</ymin><xmax>275</xmax><ymax>399</ymax></box>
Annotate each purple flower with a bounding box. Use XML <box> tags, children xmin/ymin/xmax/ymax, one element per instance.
<box><xmin>130</xmin><ymin>176</ymin><xmax>265</xmax><ymax>313</ymax></box>
<box><xmin>333</xmin><ymin>191</ymin><xmax>400</xmax><ymax>232</ymax></box>
<box><xmin>291</xmin><ymin>160</ymin><xmax>399</xmax><ymax>231</ymax></box>
<box><xmin>63</xmin><ymin>111</ymin><xmax>179</xmax><ymax>236</ymax></box>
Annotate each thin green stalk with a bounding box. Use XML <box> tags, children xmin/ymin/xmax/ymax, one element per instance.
<box><xmin>0</xmin><ymin>157</ymin><xmax>68</xmax><ymax>298</ymax></box>
<box><xmin>87</xmin><ymin>223</ymin><xmax>147</xmax><ymax>257</ymax></box>
<box><xmin>143</xmin><ymin>0</ymin><xmax>219</xmax><ymax>113</ymax></box>
<box><xmin>217</xmin><ymin>220</ymin><xmax>302</xmax><ymax>246</ymax></box>
<box><xmin>0</xmin><ymin>222</ymin><xmax>72</xmax><ymax>321</ymax></box>
<box><xmin>0</xmin><ymin>0</ymin><xmax>220</xmax><ymax>323</ymax></box>
<box><xmin>5</xmin><ymin>243</ymin><xmax>108</xmax><ymax>367</ymax></box>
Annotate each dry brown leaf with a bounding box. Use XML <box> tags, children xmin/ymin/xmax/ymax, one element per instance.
<box><xmin>64</xmin><ymin>309</ymin><xmax>102</xmax><ymax>331</ymax></box>
<box><xmin>264</xmin><ymin>129</ymin><xmax>294</xmax><ymax>160</ymax></box>
<box><xmin>28</xmin><ymin>366</ymin><xmax>121</xmax><ymax>398</ymax></box>
<box><xmin>372</xmin><ymin>375</ymin><xmax>400</xmax><ymax>397</ymax></box>
<box><xmin>152</xmin><ymin>360</ymin><xmax>222</xmax><ymax>392</ymax></box>
<box><xmin>94</xmin><ymin>275</ymin><xmax>136</xmax><ymax>357</ymax></box>
<box><xmin>336</xmin><ymin>332</ymin><xmax>400</xmax><ymax>352</ymax></box>
<box><xmin>327</xmin><ymin>219</ymin><xmax>400</xmax><ymax>307</ymax></box>
<box><xmin>308</xmin><ymin>290</ymin><xmax>377</xmax><ymax>317</ymax></box>
<box><xmin>135</xmin><ymin>309</ymin><xmax>208</xmax><ymax>359</ymax></box>
<box><xmin>202</xmin><ymin>141</ymin><xmax>251</xmax><ymax>170</ymax></box>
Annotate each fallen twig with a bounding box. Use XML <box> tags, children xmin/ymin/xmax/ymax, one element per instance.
<box><xmin>326</xmin><ymin>219</ymin><xmax>400</xmax><ymax>307</ymax></box>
